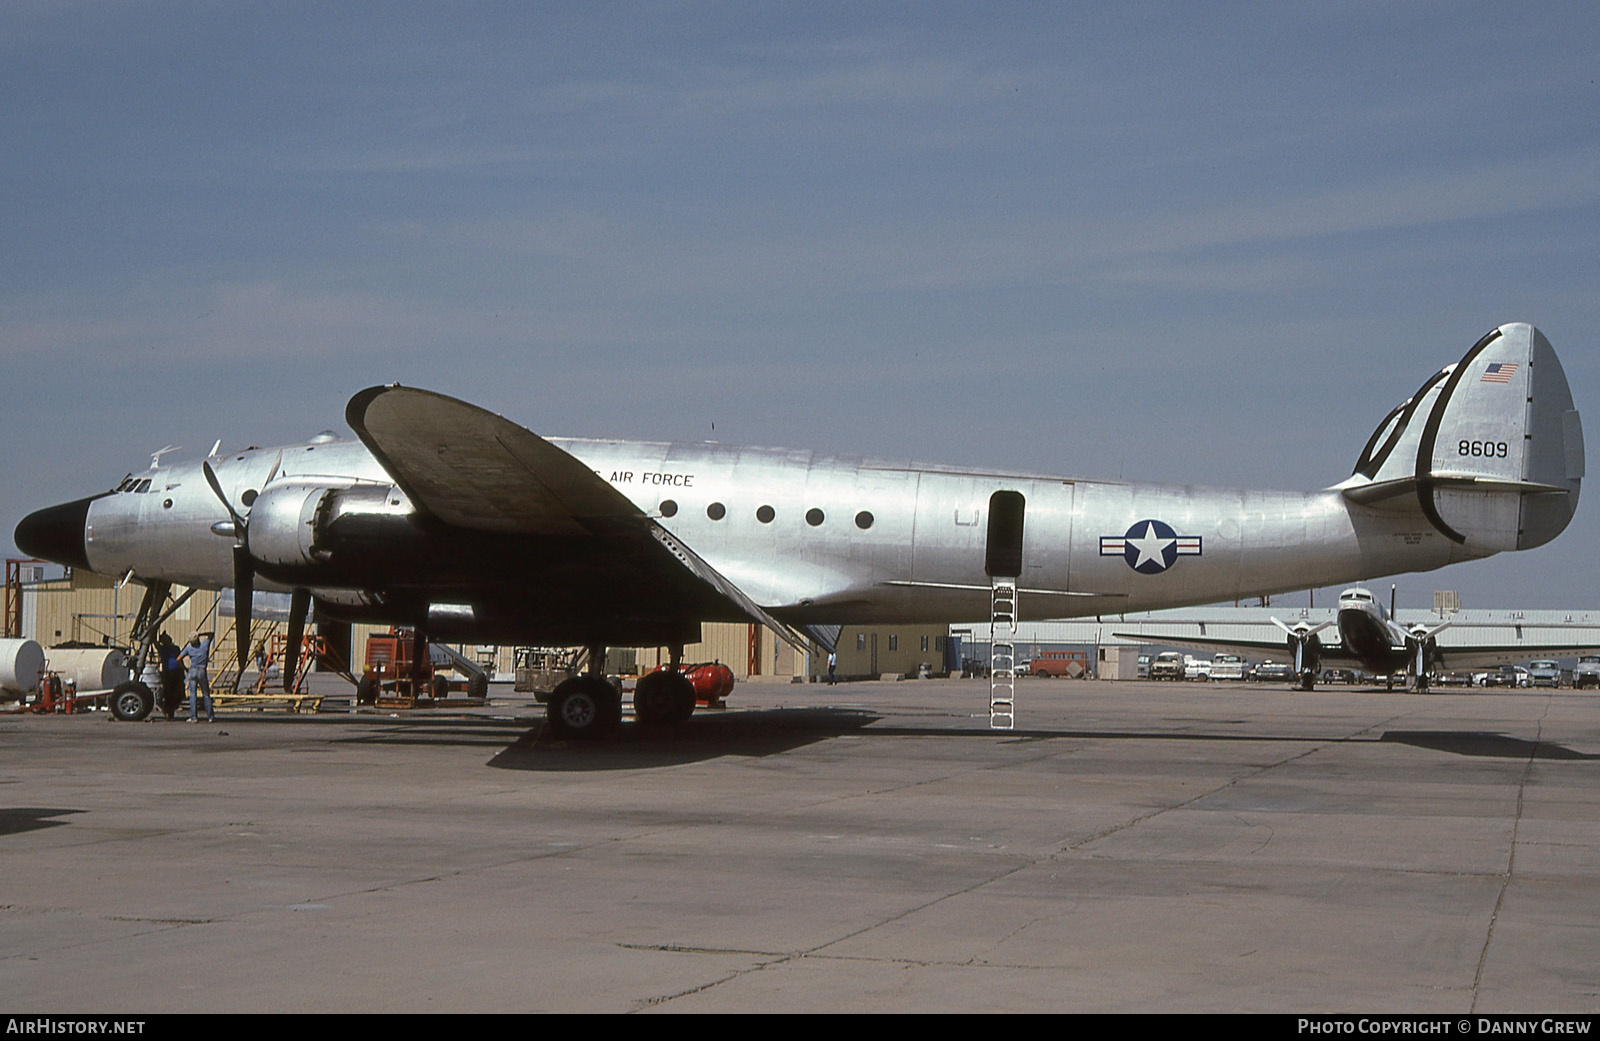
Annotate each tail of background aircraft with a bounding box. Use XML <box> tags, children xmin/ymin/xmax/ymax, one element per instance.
<box><xmin>1336</xmin><ymin>322</ymin><xmax>1583</xmax><ymax>553</ymax></box>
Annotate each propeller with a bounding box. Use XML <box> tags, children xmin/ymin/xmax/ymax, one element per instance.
<box><xmin>1405</xmin><ymin>620</ymin><xmax>1452</xmax><ymax>691</ymax></box>
<box><xmin>202</xmin><ymin>453</ymin><xmax>282</xmax><ymax>676</ymax></box>
<box><xmin>1270</xmin><ymin>617</ymin><xmax>1334</xmax><ymax>683</ymax></box>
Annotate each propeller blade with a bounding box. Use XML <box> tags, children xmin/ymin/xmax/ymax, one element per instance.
<box><xmin>284</xmin><ymin>588</ymin><xmax>310</xmax><ymax>692</ymax></box>
<box><xmin>233</xmin><ymin>545</ymin><xmax>253</xmax><ymax>678</ymax></box>
<box><xmin>1269</xmin><ymin>617</ymin><xmax>1334</xmax><ymax>639</ymax></box>
<box><xmin>203</xmin><ymin>460</ymin><xmax>246</xmax><ymax>529</ymax></box>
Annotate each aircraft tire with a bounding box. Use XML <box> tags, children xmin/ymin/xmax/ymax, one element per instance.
<box><xmin>109</xmin><ymin>681</ymin><xmax>154</xmax><ymax>722</ymax></box>
<box><xmin>430</xmin><ymin>674</ymin><xmax>449</xmax><ymax>700</ymax></box>
<box><xmin>548</xmin><ymin>677</ymin><xmax>621</xmax><ymax>739</ymax></box>
<box><xmin>355</xmin><ymin>675</ymin><xmax>378</xmax><ymax>705</ymax></box>
<box><xmin>634</xmin><ymin>670</ymin><xmax>695</xmax><ymax>728</ymax></box>
<box><xmin>467</xmin><ymin>673</ymin><xmax>488</xmax><ymax>699</ymax></box>
<box><xmin>1298</xmin><ymin>672</ymin><xmax>1315</xmax><ymax>692</ymax></box>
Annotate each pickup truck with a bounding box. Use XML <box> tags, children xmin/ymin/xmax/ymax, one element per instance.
<box><xmin>1149</xmin><ymin>652</ymin><xmax>1185</xmax><ymax>680</ymax></box>
<box><xmin>1210</xmin><ymin>654</ymin><xmax>1248</xmax><ymax>681</ymax></box>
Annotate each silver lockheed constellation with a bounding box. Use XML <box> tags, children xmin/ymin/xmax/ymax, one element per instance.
<box><xmin>14</xmin><ymin>322</ymin><xmax>1585</xmax><ymax>736</ymax></box>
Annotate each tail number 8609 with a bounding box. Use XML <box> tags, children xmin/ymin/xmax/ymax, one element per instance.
<box><xmin>1459</xmin><ymin>439</ymin><xmax>1509</xmax><ymax>458</ymax></box>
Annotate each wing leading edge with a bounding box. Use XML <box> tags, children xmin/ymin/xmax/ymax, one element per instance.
<box><xmin>345</xmin><ymin>385</ymin><xmax>805</xmax><ymax>650</ymax></box>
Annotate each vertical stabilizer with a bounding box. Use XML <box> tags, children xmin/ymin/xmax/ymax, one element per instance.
<box><xmin>1339</xmin><ymin>323</ymin><xmax>1583</xmax><ymax>552</ymax></box>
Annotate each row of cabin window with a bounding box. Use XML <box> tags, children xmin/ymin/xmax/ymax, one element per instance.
<box><xmin>659</xmin><ymin>499</ymin><xmax>874</xmax><ymax>530</ymax></box>
<box><xmin>853</xmin><ymin>634</ymin><xmax>945</xmax><ymax>652</ymax></box>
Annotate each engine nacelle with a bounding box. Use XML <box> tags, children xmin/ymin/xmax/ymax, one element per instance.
<box><xmin>248</xmin><ymin>481</ymin><xmax>419</xmax><ymax>576</ymax></box>
<box><xmin>1286</xmin><ymin>630</ymin><xmax>1323</xmax><ymax>674</ymax></box>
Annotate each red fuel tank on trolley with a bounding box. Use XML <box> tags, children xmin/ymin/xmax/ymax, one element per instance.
<box><xmin>649</xmin><ymin>662</ymin><xmax>735</xmax><ymax>705</ymax></box>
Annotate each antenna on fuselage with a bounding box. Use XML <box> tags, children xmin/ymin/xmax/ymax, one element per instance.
<box><xmin>149</xmin><ymin>445</ymin><xmax>179</xmax><ymax>470</ymax></box>
<box><xmin>208</xmin><ymin>440</ymin><xmax>222</xmax><ymax>458</ymax></box>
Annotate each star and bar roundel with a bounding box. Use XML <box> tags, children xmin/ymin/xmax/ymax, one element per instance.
<box><xmin>1100</xmin><ymin>519</ymin><xmax>1202</xmax><ymax>574</ymax></box>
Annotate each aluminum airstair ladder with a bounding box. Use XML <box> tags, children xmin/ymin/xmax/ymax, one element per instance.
<box><xmin>989</xmin><ymin>577</ymin><xmax>1017</xmax><ymax>729</ymax></box>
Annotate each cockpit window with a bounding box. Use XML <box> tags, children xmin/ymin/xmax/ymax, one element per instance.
<box><xmin>135</xmin><ymin>478</ymin><xmax>152</xmax><ymax>493</ymax></box>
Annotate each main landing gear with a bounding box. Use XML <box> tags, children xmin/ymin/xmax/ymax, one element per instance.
<box><xmin>545</xmin><ymin>643</ymin><xmax>697</xmax><ymax>739</ymax></box>
<box><xmin>633</xmin><ymin>644</ymin><xmax>696</xmax><ymax>728</ymax></box>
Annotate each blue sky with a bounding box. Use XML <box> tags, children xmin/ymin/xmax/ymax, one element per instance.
<box><xmin>4</xmin><ymin>2</ymin><xmax>1597</xmax><ymax>612</ymax></box>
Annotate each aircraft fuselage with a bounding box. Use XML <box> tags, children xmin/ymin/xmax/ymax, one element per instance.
<box><xmin>36</xmin><ymin>435</ymin><xmax>1481</xmax><ymax>644</ymax></box>
<box><xmin>1335</xmin><ymin>593</ymin><xmax>1417</xmax><ymax>677</ymax></box>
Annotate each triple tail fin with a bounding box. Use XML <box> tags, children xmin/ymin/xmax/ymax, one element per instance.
<box><xmin>1335</xmin><ymin>323</ymin><xmax>1583</xmax><ymax>552</ymax></box>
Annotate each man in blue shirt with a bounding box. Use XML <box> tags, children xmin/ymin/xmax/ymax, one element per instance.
<box><xmin>183</xmin><ymin>632</ymin><xmax>215</xmax><ymax>723</ymax></box>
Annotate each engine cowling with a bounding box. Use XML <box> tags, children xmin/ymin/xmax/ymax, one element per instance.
<box><xmin>1285</xmin><ymin>629</ymin><xmax>1323</xmax><ymax>675</ymax></box>
<box><xmin>247</xmin><ymin>481</ymin><xmax>420</xmax><ymax>578</ymax></box>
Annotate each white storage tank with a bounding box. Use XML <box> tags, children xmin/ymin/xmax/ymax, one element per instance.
<box><xmin>45</xmin><ymin>648</ymin><xmax>132</xmax><ymax>692</ymax></box>
<box><xmin>0</xmin><ymin>638</ymin><xmax>46</xmax><ymax>694</ymax></box>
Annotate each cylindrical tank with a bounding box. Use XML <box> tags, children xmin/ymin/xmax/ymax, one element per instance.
<box><xmin>683</xmin><ymin>662</ymin><xmax>736</xmax><ymax>703</ymax></box>
<box><xmin>0</xmin><ymin>638</ymin><xmax>46</xmax><ymax>694</ymax></box>
<box><xmin>46</xmin><ymin>648</ymin><xmax>131</xmax><ymax>692</ymax></box>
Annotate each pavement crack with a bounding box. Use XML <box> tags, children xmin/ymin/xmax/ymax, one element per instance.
<box><xmin>1469</xmin><ymin>696</ymin><xmax>1546</xmax><ymax>1013</ymax></box>
<box><xmin>1060</xmin><ymin>711</ymin><xmax>1411</xmax><ymax>853</ymax></box>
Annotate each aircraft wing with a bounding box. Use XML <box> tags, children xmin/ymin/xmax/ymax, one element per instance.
<box><xmin>1427</xmin><ymin>640</ymin><xmax>1600</xmax><ymax>671</ymax></box>
<box><xmin>1111</xmin><ymin>629</ymin><xmax>1360</xmax><ymax>664</ymax></box>
<box><xmin>1115</xmin><ymin>626</ymin><xmax>1600</xmax><ymax>671</ymax></box>
<box><xmin>345</xmin><ymin>385</ymin><xmax>806</xmax><ymax>650</ymax></box>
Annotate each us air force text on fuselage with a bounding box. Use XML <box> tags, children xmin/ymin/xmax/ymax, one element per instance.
<box><xmin>599</xmin><ymin>469</ymin><xmax>696</xmax><ymax>487</ymax></box>
<box><xmin>1298</xmin><ymin>1020</ymin><xmax>1593</xmax><ymax>1035</ymax></box>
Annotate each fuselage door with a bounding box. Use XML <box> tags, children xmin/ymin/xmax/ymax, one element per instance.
<box><xmin>985</xmin><ymin>490</ymin><xmax>1026</xmax><ymax>578</ymax></box>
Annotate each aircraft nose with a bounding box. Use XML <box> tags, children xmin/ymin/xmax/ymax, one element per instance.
<box><xmin>14</xmin><ymin>496</ymin><xmax>96</xmax><ymax>571</ymax></box>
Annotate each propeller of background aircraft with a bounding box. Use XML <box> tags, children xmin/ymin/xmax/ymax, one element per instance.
<box><xmin>1270</xmin><ymin>617</ymin><xmax>1333</xmax><ymax>690</ymax></box>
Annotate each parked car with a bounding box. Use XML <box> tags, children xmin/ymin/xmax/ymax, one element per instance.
<box><xmin>1210</xmin><ymin>654</ymin><xmax>1248</xmax><ymax>681</ymax></box>
<box><xmin>1528</xmin><ymin>660</ymin><xmax>1562</xmax><ymax>688</ymax></box>
<box><xmin>1137</xmin><ymin>654</ymin><xmax>1152</xmax><ymax>679</ymax></box>
<box><xmin>1479</xmin><ymin>665</ymin><xmax>1532</xmax><ymax>688</ymax></box>
<box><xmin>1575</xmin><ymin>656</ymin><xmax>1600</xmax><ymax>690</ymax></box>
<box><xmin>1184</xmin><ymin>656</ymin><xmax>1213</xmax><ymax>681</ymax></box>
<box><xmin>1252</xmin><ymin>660</ymin><xmax>1294</xmax><ymax>682</ymax></box>
<box><xmin>1321</xmin><ymin>668</ymin><xmax>1359</xmax><ymax>685</ymax></box>
<box><xmin>1149</xmin><ymin>652</ymin><xmax>1185</xmax><ymax>680</ymax></box>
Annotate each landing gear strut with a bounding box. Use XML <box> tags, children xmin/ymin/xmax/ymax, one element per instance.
<box><xmin>109</xmin><ymin>580</ymin><xmax>196</xmax><ymax>722</ymax></box>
